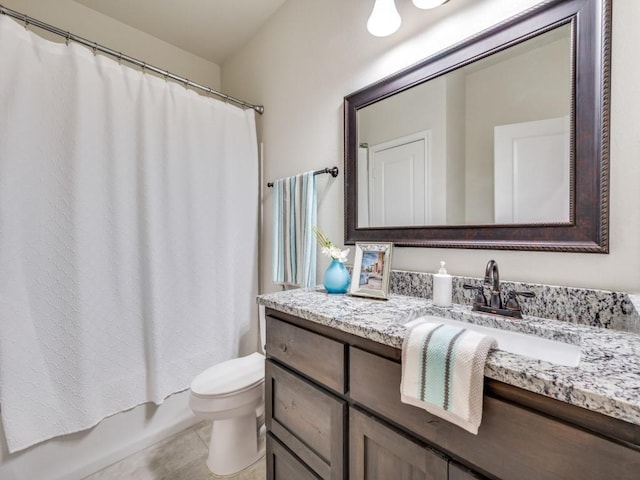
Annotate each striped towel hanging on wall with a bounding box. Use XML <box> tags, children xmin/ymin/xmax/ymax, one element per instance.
<box><xmin>400</xmin><ymin>321</ymin><xmax>497</xmax><ymax>434</ymax></box>
<box><xmin>272</xmin><ymin>171</ymin><xmax>317</xmax><ymax>287</ymax></box>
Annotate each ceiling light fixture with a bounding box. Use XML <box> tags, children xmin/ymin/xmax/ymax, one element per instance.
<box><xmin>367</xmin><ymin>0</ymin><xmax>450</xmax><ymax>37</ymax></box>
<box><xmin>412</xmin><ymin>0</ymin><xmax>449</xmax><ymax>9</ymax></box>
<box><xmin>366</xmin><ymin>0</ymin><xmax>402</xmax><ymax>37</ymax></box>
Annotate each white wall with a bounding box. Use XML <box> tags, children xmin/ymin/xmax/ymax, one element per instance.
<box><xmin>0</xmin><ymin>1</ymin><xmax>221</xmax><ymax>478</ymax></box>
<box><xmin>222</xmin><ymin>0</ymin><xmax>640</xmax><ymax>294</ymax></box>
<box><xmin>1</xmin><ymin>0</ymin><xmax>221</xmax><ymax>88</ymax></box>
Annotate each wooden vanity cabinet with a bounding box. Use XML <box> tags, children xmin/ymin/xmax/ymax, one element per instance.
<box><xmin>265</xmin><ymin>308</ymin><xmax>640</xmax><ymax>480</ymax></box>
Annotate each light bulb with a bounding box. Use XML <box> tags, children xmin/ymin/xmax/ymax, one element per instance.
<box><xmin>367</xmin><ymin>0</ymin><xmax>401</xmax><ymax>37</ymax></box>
<box><xmin>412</xmin><ymin>0</ymin><xmax>449</xmax><ymax>9</ymax></box>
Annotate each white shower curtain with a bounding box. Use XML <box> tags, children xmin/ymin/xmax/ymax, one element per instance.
<box><xmin>0</xmin><ymin>15</ymin><xmax>259</xmax><ymax>453</ymax></box>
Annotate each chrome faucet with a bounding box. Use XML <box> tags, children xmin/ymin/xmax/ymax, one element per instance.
<box><xmin>463</xmin><ymin>259</ymin><xmax>535</xmax><ymax>319</ymax></box>
<box><xmin>484</xmin><ymin>260</ymin><xmax>502</xmax><ymax>309</ymax></box>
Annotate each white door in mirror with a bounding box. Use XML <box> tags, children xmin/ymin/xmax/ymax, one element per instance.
<box><xmin>494</xmin><ymin>116</ymin><xmax>570</xmax><ymax>224</ymax></box>
<box><xmin>370</xmin><ymin>132</ymin><xmax>430</xmax><ymax>227</ymax></box>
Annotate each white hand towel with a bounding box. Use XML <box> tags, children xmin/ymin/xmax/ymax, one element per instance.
<box><xmin>400</xmin><ymin>321</ymin><xmax>496</xmax><ymax>434</ymax></box>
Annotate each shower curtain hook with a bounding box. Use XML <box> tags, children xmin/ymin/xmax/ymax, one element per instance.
<box><xmin>183</xmin><ymin>78</ymin><xmax>189</xmax><ymax>89</ymax></box>
<box><xmin>163</xmin><ymin>70</ymin><xmax>169</xmax><ymax>81</ymax></box>
<box><xmin>23</xmin><ymin>17</ymin><xmax>29</xmax><ymax>30</ymax></box>
<box><xmin>65</xmin><ymin>32</ymin><xmax>71</xmax><ymax>46</ymax></box>
<box><xmin>117</xmin><ymin>52</ymin><xmax>123</xmax><ymax>64</ymax></box>
<box><xmin>92</xmin><ymin>42</ymin><xmax>97</xmax><ymax>55</ymax></box>
<box><xmin>141</xmin><ymin>62</ymin><xmax>146</xmax><ymax>73</ymax></box>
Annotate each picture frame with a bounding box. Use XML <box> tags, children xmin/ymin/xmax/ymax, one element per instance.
<box><xmin>349</xmin><ymin>242</ymin><xmax>393</xmax><ymax>300</ymax></box>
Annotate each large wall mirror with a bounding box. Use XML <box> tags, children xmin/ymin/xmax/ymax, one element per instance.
<box><xmin>344</xmin><ymin>0</ymin><xmax>610</xmax><ymax>252</ymax></box>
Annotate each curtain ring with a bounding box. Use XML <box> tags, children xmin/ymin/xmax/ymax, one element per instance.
<box><xmin>65</xmin><ymin>32</ymin><xmax>71</xmax><ymax>46</ymax></box>
<box><xmin>23</xmin><ymin>18</ymin><xmax>29</xmax><ymax>30</ymax></box>
<box><xmin>92</xmin><ymin>42</ymin><xmax>97</xmax><ymax>55</ymax></box>
<box><xmin>141</xmin><ymin>62</ymin><xmax>146</xmax><ymax>73</ymax></box>
<box><xmin>163</xmin><ymin>70</ymin><xmax>169</xmax><ymax>81</ymax></box>
<box><xmin>117</xmin><ymin>52</ymin><xmax>123</xmax><ymax>64</ymax></box>
<box><xmin>183</xmin><ymin>78</ymin><xmax>189</xmax><ymax>89</ymax></box>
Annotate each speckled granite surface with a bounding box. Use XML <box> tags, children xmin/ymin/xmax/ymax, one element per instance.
<box><xmin>390</xmin><ymin>270</ymin><xmax>640</xmax><ymax>333</ymax></box>
<box><xmin>257</xmin><ymin>287</ymin><xmax>640</xmax><ymax>427</ymax></box>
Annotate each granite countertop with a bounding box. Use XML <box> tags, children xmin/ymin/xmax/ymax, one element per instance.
<box><xmin>257</xmin><ymin>288</ymin><xmax>640</xmax><ymax>427</ymax></box>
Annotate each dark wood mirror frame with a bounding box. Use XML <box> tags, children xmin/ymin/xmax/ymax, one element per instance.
<box><xmin>344</xmin><ymin>0</ymin><xmax>610</xmax><ymax>252</ymax></box>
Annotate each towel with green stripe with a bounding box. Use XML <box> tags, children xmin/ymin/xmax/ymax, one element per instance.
<box><xmin>400</xmin><ymin>320</ymin><xmax>496</xmax><ymax>434</ymax></box>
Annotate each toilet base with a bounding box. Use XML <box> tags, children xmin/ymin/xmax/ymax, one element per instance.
<box><xmin>205</xmin><ymin>414</ymin><xmax>266</xmax><ymax>477</ymax></box>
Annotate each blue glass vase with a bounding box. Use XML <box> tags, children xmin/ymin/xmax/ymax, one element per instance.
<box><xmin>324</xmin><ymin>258</ymin><xmax>351</xmax><ymax>294</ymax></box>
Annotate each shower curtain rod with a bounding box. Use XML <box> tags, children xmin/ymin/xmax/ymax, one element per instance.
<box><xmin>267</xmin><ymin>166</ymin><xmax>339</xmax><ymax>187</ymax></box>
<box><xmin>0</xmin><ymin>4</ymin><xmax>264</xmax><ymax>115</ymax></box>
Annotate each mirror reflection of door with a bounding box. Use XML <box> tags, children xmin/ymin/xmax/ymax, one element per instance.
<box><xmin>494</xmin><ymin>116</ymin><xmax>570</xmax><ymax>224</ymax></box>
<box><xmin>367</xmin><ymin>132</ymin><xmax>430</xmax><ymax>227</ymax></box>
<box><xmin>355</xmin><ymin>23</ymin><xmax>571</xmax><ymax>228</ymax></box>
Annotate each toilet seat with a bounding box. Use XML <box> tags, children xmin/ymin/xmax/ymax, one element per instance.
<box><xmin>191</xmin><ymin>352</ymin><xmax>265</xmax><ymax>398</ymax></box>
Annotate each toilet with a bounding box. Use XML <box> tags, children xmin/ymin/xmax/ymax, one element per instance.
<box><xmin>189</xmin><ymin>310</ymin><xmax>266</xmax><ymax>477</ymax></box>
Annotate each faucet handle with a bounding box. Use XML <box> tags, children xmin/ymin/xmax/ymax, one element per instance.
<box><xmin>463</xmin><ymin>283</ymin><xmax>487</xmax><ymax>308</ymax></box>
<box><xmin>505</xmin><ymin>290</ymin><xmax>535</xmax><ymax>313</ymax></box>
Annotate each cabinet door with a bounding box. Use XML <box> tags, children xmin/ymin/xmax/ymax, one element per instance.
<box><xmin>266</xmin><ymin>360</ymin><xmax>345</xmax><ymax>480</ymax></box>
<box><xmin>267</xmin><ymin>434</ymin><xmax>320</xmax><ymax>480</ymax></box>
<box><xmin>350</xmin><ymin>407</ymin><xmax>447</xmax><ymax>480</ymax></box>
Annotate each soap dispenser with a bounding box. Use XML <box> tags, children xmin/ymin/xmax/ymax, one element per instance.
<box><xmin>433</xmin><ymin>261</ymin><xmax>453</xmax><ymax>307</ymax></box>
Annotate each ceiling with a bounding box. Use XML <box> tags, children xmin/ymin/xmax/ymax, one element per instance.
<box><xmin>72</xmin><ymin>0</ymin><xmax>287</xmax><ymax>64</ymax></box>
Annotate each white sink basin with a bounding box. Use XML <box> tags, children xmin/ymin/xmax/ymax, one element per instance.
<box><xmin>407</xmin><ymin>315</ymin><xmax>581</xmax><ymax>367</ymax></box>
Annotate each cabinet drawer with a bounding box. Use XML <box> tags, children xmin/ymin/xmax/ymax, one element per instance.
<box><xmin>267</xmin><ymin>434</ymin><xmax>320</xmax><ymax>480</ymax></box>
<box><xmin>266</xmin><ymin>360</ymin><xmax>346</xmax><ymax>480</ymax></box>
<box><xmin>266</xmin><ymin>315</ymin><xmax>346</xmax><ymax>394</ymax></box>
<box><xmin>350</xmin><ymin>407</ymin><xmax>447</xmax><ymax>480</ymax></box>
<box><xmin>350</xmin><ymin>346</ymin><xmax>640</xmax><ymax>480</ymax></box>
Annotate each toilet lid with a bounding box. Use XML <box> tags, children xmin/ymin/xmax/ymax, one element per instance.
<box><xmin>191</xmin><ymin>352</ymin><xmax>265</xmax><ymax>397</ymax></box>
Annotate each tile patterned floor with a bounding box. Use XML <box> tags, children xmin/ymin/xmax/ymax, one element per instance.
<box><xmin>84</xmin><ymin>422</ymin><xmax>265</xmax><ymax>480</ymax></box>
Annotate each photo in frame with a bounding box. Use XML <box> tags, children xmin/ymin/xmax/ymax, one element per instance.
<box><xmin>349</xmin><ymin>242</ymin><xmax>393</xmax><ymax>299</ymax></box>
